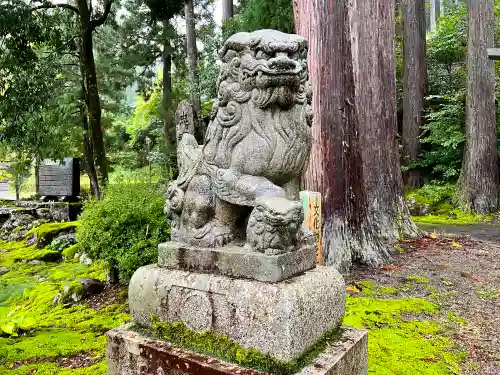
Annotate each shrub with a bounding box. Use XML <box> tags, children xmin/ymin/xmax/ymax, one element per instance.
<box><xmin>406</xmin><ymin>184</ymin><xmax>456</xmax><ymax>216</ymax></box>
<box><xmin>76</xmin><ymin>183</ymin><xmax>168</xmax><ymax>282</ymax></box>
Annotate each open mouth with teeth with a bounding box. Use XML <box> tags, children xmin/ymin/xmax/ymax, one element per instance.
<box><xmin>242</xmin><ymin>66</ymin><xmax>302</xmax><ymax>88</ymax></box>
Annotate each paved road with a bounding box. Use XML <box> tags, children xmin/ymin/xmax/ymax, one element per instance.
<box><xmin>417</xmin><ymin>222</ymin><xmax>500</xmax><ymax>245</ymax></box>
<box><xmin>0</xmin><ymin>181</ymin><xmax>15</xmax><ymax>200</ymax></box>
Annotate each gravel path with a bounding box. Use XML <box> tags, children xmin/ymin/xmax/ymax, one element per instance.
<box><xmin>349</xmin><ymin>233</ymin><xmax>500</xmax><ymax>374</ymax></box>
<box><xmin>417</xmin><ymin>222</ymin><xmax>500</xmax><ymax>245</ymax></box>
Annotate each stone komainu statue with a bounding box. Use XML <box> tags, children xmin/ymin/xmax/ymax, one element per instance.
<box><xmin>166</xmin><ymin>29</ymin><xmax>314</xmax><ymax>255</ymax></box>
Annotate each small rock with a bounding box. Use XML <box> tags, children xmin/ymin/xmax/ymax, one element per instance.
<box><xmin>0</xmin><ymin>266</ymin><xmax>9</xmax><ymax>276</ymax></box>
<box><xmin>475</xmin><ymin>250</ymin><xmax>489</xmax><ymax>257</ymax></box>
<box><xmin>55</xmin><ymin>283</ymin><xmax>86</xmax><ymax>305</ymax></box>
<box><xmin>53</xmin><ymin>292</ymin><xmax>62</xmax><ymax>304</ymax></box>
<box><xmin>8</xmin><ymin>228</ymin><xmax>27</xmax><ymax>242</ymax></box>
<box><xmin>79</xmin><ymin>253</ymin><xmax>92</xmax><ymax>265</ymax></box>
<box><xmin>35</xmin><ymin>250</ymin><xmax>62</xmax><ymax>263</ymax></box>
<box><xmin>79</xmin><ymin>278</ymin><xmax>105</xmax><ymax>295</ymax></box>
<box><xmin>28</xmin><ymin>260</ymin><xmax>42</xmax><ymax>265</ymax></box>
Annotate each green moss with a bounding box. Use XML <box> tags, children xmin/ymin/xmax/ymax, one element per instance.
<box><xmin>26</xmin><ymin>221</ymin><xmax>79</xmax><ymax>248</ymax></box>
<box><xmin>62</xmin><ymin>244</ymin><xmax>80</xmax><ymax>259</ymax></box>
<box><xmin>412</xmin><ymin>210</ymin><xmax>494</xmax><ymax>224</ymax></box>
<box><xmin>12</xmin><ymin>226</ymin><xmax>23</xmax><ymax>234</ymax></box>
<box><xmin>396</xmin><ymin>246</ymin><xmax>405</xmax><ymax>254</ymax></box>
<box><xmin>356</xmin><ymin>280</ymin><xmax>399</xmax><ymax>296</ymax></box>
<box><xmin>0</xmin><ymin>242</ymin><xmax>63</xmax><ymax>264</ymax></box>
<box><xmin>151</xmin><ymin>317</ymin><xmax>343</xmax><ymax>375</ymax></box>
<box><xmin>0</xmin><ymin>239</ymin><xmax>129</xmax><ymax>372</ymax></box>
<box><xmin>344</xmin><ymin>295</ymin><xmax>465</xmax><ymax>375</ymax></box>
<box><xmin>0</xmin><ymin>361</ymin><xmax>106</xmax><ymax>375</ymax></box>
<box><xmin>407</xmin><ymin>275</ymin><xmax>431</xmax><ymax>284</ymax></box>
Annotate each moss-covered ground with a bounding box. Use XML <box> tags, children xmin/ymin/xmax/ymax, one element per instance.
<box><xmin>345</xmin><ymin>281</ymin><xmax>466</xmax><ymax>375</ymax></box>
<box><xmin>0</xmin><ymin>238</ymin><xmax>130</xmax><ymax>374</ymax></box>
<box><xmin>2</xmin><ymin>230</ymin><xmax>496</xmax><ymax>374</ymax></box>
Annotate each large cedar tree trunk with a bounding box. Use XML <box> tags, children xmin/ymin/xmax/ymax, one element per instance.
<box><xmin>77</xmin><ymin>0</ymin><xmax>108</xmax><ymax>187</ymax></box>
<box><xmin>402</xmin><ymin>0</ymin><xmax>427</xmax><ymax>188</ymax></box>
<box><xmin>294</xmin><ymin>0</ymin><xmax>388</xmax><ymax>271</ymax></box>
<box><xmin>184</xmin><ymin>0</ymin><xmax>204</xmax><ymax>142</ymax></box>
<box><xmin>222</xmin><ymin>0</ymin><xmax>233</xmax><ymax>21</ymax></box>
<box><xmin>458</xmin><ymin>0</ymin><xmax>499</xmax><ymax>213</ymax></box>
<box><xmin>350</xmin><ymin>0</ymin><xmax>420</xmax><ymax>244</ymax></box>
<box><xmin>162</xmin><ymin>20</ymin><xmax>174</xmax><ymax>148</ymax></box>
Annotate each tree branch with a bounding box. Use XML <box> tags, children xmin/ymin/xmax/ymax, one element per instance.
<box><xmin>32</xmin><ymin>3</ymin><xmax>80</xmax><ymax>15</ymax></box>
<box><xmin>90</xmin><ymin>0</ymin><xmax>113</xmax><ymax>30</ymax></box>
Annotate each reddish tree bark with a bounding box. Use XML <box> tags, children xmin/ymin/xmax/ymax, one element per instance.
<box><xmin>294</xmin><ymin>0</ymin><xmax>385</xmax><ymax>270</ymax></box>
<box><xmin>350</xmin><ymin>0</ymin><xmax>420</xmax><ymax>242</ymax></box>
<box><xmin>294</xmin><ymin>0</ymin><xmax>419</xmax><ymax>270</ymax></box>
<box><xmin>458</xmin><ymin>0</ymin><xmax>499</xmax><ymax>213</ymax></box>
<box><xmin>402</xmin><ymin>0</ymin><xmax>427</xmax><ymax>188</ymax></box>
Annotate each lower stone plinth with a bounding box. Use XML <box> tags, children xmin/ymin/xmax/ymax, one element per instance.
<box><xmin>128</xmin><ymin>265</ymin><xmax>345</xmax><ymax>362</ymax></box>
<box><xmin>106</xmin><ymin>324</ymin><xmax>368</xmax><ymax>375</ymax></box>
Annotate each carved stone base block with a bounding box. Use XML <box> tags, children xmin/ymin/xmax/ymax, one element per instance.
<box><xmin>106</xmin><ymin>324</ymin><xmax>368</xmax><ymax>375</ymax></box>
<box><xmin>158</xmin><ymin>241</ymin><xmax>316</xmax><ymax>283</ymax></box>
<box><xmin>128</xmin><ymin>266</ymin><xmax>346</xmax><ymax>362</ymax></box>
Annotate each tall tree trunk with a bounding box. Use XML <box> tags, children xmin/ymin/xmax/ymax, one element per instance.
<box><xmin>78</xmin><ymin>51</ymin><xmax>101</xmax><ymax>200</ymax></box>
<box><xmin>294</xmin><ymin>0</ymin><xmax>389</xmax><ymax>271</ymax></box>
<box><xmin>402</xmin><ymin>0</ymin><xmax>427</xmax><ymax>188</ymax></box>
<box><xmin>77</xmin><ymin>0</ymin><xmax>108</xmax><ymax>187</ymax></box>
<box><xmin>458</xmin><ymin>0</ymin><xmax>499</xmax><ymax>213</ymax></box>
<box><xmin>184</xmin><ymin>0</ymin><xmax>203</xmax><ymax>143</ymax></box>
<box><xmin>81</xmin><ymin>105</ymin><xmax>101</xmax><ymax>200</ymax></box>
<box><xmin>222</xmin><ymin>0</ymin><xmax>233</xmax><ymax>21</ymax></box>
<box><xmin>162</xmin><ymin>20</ymin><xmax>174</xmax><ymax>148</ymax></box>
<box><xmin>350</xmin><ymin>0</ymin><xmax>421</xmax><ymax>245</ymax></box>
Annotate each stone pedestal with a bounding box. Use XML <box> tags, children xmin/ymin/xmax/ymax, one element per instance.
<box><xmin>107</xmin><ymin>241</ymin><xmax>369</xmax><ymax>374</ymax></box>
<box><xmin>128</xmin><ymin>264</ymin><xmax>345</xmax><ymax>361</ymax></box>
<box><xmin>107</xmin><ymin>324</ymin><xmax>368</xmax><ymax>375</ymax></box>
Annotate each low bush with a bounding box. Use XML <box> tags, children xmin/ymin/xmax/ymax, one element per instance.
<box><xmin>406</xmin><ymin>184</ymin><xmax>456</xmax><ymax>216</ymax></box>
<box><xmin>76</xmin><ymin>183</ymin><xmax>168</xmax><ymax>282</ymax></box>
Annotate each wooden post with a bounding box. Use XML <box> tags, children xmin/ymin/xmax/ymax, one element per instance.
<box><xmin>300</xmin><ymin>191</ymin><xmax>323</xmax><ymax>265</ymax></box>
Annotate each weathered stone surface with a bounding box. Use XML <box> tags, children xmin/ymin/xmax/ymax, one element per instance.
<box><xmin>128</xmin><ymin>266</ymin><xmax>345</xmax><ymax>362</ymax></box>
<box><xmin>158</xmin><ymin>241</ymin><xmax>315</xmax><ymax>283</ymax></box>
<box><xmin>54</xmin><ymin>283</ymin><xmax>85</xmax><ymax>305</ymax></box>
<box><xmin>297</xmin><ymin>328</ymin><xmax>368</xmax><ymax>375</ymax></box>
<box><xmin>107</xmin><ymin>323</ymin><xmax>268</xmax><ymax>375</ymax></box>
<box><xmin>106</xmin><ymin>324</ymin><xmax>367</xmax><ymax>375</ymax></box>
<box><xmin>165</xmin><ymin>29</ymin><xmax>313</xmax><ymax>253</ymax></box>
<box><xmin>0</xmin><ymin>266</ymin><xmax>9</xmax><ymax>276</ymax></box>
